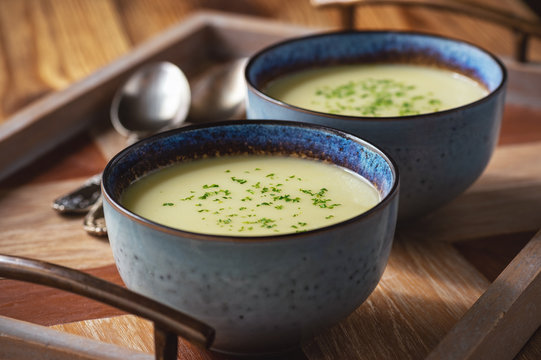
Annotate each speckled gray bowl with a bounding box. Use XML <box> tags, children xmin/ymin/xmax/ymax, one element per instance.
<box><xmin>246</xmin><ymin>31</ymin><xmax>507</xmax><ymax>220</ymax></box>
<box><xmin>102</xmin><ymin>120</ymin><xmax>399</xmax><ymax>355</ymax></box>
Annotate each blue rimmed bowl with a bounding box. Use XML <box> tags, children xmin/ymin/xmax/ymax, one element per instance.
<box><xmin>102</xmin><ymin>120</ymin><xmax>399</xmax><ymax>355</ymax></box>
<box><xmin>246</xmin><ymin>31</ymin><xmax>507</xmax><ymax>220</ymax></box>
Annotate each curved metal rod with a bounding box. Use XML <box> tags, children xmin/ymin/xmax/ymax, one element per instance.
<box><xmin>313</xmin><ymin>0</ymin><xmax>541</xmax><ymax>62</ymax></box>
<box><xmin>0</xmin><ymin>254</ymin><xmax>215</xmax><ymax>359</ymax></box>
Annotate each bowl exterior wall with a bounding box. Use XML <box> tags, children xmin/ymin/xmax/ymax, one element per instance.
<box><xmin>247</xmin><ymin>87</ymin><xmax>505</xmax><ymax>219</ymax></box>
<box><xmin>102</xmin><ymin>121</ymin><xmax>399</xmax><ymax>354</ymax></box>
<box><xmin>104</xmin><ymin>194</ymin><xmax>397</xmax><ymax>354</ymax></box>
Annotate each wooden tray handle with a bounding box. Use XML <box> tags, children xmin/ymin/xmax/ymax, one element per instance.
<box><xmin>312</xmin><ymin>0</ymin><xmax>541</xmax><ymax>63</ymax></box>
<box><xmin>0</xmin><ymin>254</ymin><xmax>215</xmax><ymax>360</ymax></box>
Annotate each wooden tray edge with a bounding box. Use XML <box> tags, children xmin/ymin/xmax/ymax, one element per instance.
<box><xmin>0</xmin><ymin>10</ymin><xmax>320</xmax><ymax>183</ymax></box>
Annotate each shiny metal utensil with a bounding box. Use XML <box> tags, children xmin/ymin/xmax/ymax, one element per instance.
<box><xmin>53</xmin><ymin>62</ymin><xmax>190</xmax><ymax>235</ymax></box>
<box><xmin>54</xmin><ymin>58</ymin><xmax>249</xmax><ymax>236</ymax></box>
<box><xmin>83</xmin><ymin>196</ymin><xmax>107</xmax><ymax>236</ymax></box>
<box><xmin>52</xmin><ymin>173</ymin><xmax>102</xmax><ymax>214</ymax></box>
<box><xmin>82</xmin><ymin>62</ymin><xmax>190</xmax><ymax>236</ymax></box>
<box><xmin>111</xmin><ymin>61</ymin><xmax>191</xmax><ymax>144</ymax></box>
<box><xmin>189</xmin><ymin>57</ymin><xmax>248</xmax><ymax>122</ymax></box>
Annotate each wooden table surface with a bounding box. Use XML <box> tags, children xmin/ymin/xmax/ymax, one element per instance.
<box><xmin>1</xmin><ymin>1</ymin><xmax>541</xmax><ymax>359</ymax></box>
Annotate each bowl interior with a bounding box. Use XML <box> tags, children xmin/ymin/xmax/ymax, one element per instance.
<box><xmin>246</xmin><ymin>31</ymin><xmax>504</xmax><ymax>96</ymax></box>
<box><xmin>102</xmin><ymin>121</ymin><xmax>398</xmax><ymax>218</ymax></box>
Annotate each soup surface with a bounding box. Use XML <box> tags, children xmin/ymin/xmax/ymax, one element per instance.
<box><xmin>264</xmin><ymin>64</ymin><xmax>488</xmax><ymax>117</ymax></box>
<box><xmin>122</xmin><ymin>155</ymin><xmax>380</xmax><ymax>236</ymax></box>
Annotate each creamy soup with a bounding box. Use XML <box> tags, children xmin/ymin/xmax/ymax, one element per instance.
<box><xmin>264</xmin><ymin>64</ymin><xmax>489</xmax><ymax>117</ymax></box>
<box><xmin>122</xmin><ymin>155</ymin><xmax>380</xmax><ymax>236</ymax></box>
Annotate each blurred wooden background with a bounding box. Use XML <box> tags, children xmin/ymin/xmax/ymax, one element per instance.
<box><xmin>1</xmin><ymin>1</ymin><xmax>541</xmax><ymax>359</ymax></box>
<box><xmin>0</xmin><ymin>0</ymin><xmax>540</xmax><ymax>124</ymax></box>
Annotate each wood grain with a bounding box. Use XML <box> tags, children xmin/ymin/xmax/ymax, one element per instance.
<box><xmin>0</xmin><ymin>1</ymin><xmax>540</xmax><ymax>359</ymax></box>
<box><xmin>0</xmin><ymin>132</ymin><xmax>107</xmax><ymax>187</ymax></box>
<box><xmin>0</xmin><ymin>0</ymin><xmax>130</xmax><ymax>120</ymax></box>
<box><xmin>304</xmin><ymin>237</ymin><xmax>489</xmax><ymax>360</ymax></box>
<box><xmin>500</xmin><ymin>105</ymin><xmax>541</xmax><ymax>145</ymax></box>
<box><xmin>313</xmin><ymin>0</ymin><xmax>541</xmax><ymax>62</ymax></box>
<box><xmin>0</xmin><ymin>178</ymin><xmax>114</xmax><ymax>269</ymax></box>
<box><xmin>454</xmin><ymin>231</ymin><xmax>535</xmax><ymax>282</ymax></box>
<box><xmin>46</xmin><ymin>236</ymin><xmax>491</xmax><ymax>360</ymax></box>
<box><xmin>51</xmin><ymin>315</ymin><xmax>155</xmax><ymax>355</ymax></box>
<box><xmin>0</xmin><ymin>315</ymin><xmax>152</xmax><ymax>360</ymax></box>
<box><xmin>0</xmin><ymin>11</ymin><xmax>319</xmax><ymax>182</ymax></box>
<box><xmin>3</xmin><ymin>132</ymin><xmax>540</xmax><ymax>273</ymax></box>
<box><xmin>51</xmin><ymin>315</ymin><xmax>304</xmax><ymax>360</ymax></box>
<box><xmin>427</xmin><ymin>229</ymin><xmax>541</xmax><ymax>360</ymax></box>
<box><xmin>0</xmin><ymin>265</ymin><xmax>124</xmax><ymax>326</ymax></box>
<box><xmin>399</xmin><ymin>141</ymin><xmax>541</xmax><ymax>243</ymax></box>
<box><xmin>0</xmin><ymin>0</ymin><xmax>539</xmax><ymax>123</ymax></box>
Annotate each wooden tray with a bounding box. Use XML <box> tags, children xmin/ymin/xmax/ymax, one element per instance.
<box><xmin>1</xmin><ymin>11</ymin><xmax>540</xmax><ymax>360</ymax></box>
<box><xmin>0</xmin><ymin>10</ymin><xmax>315</xmax><ymax>182</ymax></box>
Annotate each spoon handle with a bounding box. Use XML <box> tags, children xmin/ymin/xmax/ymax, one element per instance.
<box><xmin>52</xmin><ymin>173</ymin><xmax>102</xmax><ymax>214</ymax></box>
<box><xmin>83</xmin><ymin>195</ymin><xmax>107</xmax><ymax>236</ymax></box>
<box><xmin>0</xmin><ymin>253</ymin><xmax>215</xmax><ymax>357</ymax></box>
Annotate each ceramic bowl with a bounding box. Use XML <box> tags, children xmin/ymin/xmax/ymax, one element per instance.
<box><xmin>245</xmin><ymin>31</ymin><xmax>507</xmax><ymax>220</ymax></box>
<box><xmin>102</xmin><ymin>120</ymin><xmax>399</xmax><ymax>355</ymax></box>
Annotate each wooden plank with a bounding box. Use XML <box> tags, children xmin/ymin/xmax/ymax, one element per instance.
<box><xmin>0</xmin><ymin>132</ymin><xmax>107</xmax><ymax>187</ymax></box>
<box><xmin>504</xmin><ymin>59</ymin><xmax>541</xmax><ymax>109</ymax></box>
<box><xmin>400</xmin><ymin>141</ymin><xmax>541</xmax><ymax>243</ymax></box>
<box><xmin>0</xmin><ymin>0</ymin><xmax>131</xmax><ymax>122</ymax></box>
<box><xmin>53</xmin><ymin>315</ymin><xmax>309</xmax><ymax>359</ymax></box>
<box><xmin>0</xmin><ymin>315</ymin><xmax>152</xmax><ymax>360</ymax></box>
<box><xmin>312</xmin><ymin>0</ymin><xmax>540</xmax><ymax>60</ymax></box>
<box><xmin>500</xmin><ymin>105</ymin><xmax>541</xmax><ymax>145</ymax></box>
<box><xmin>303</xmin><ymin>238</ymin><xmax>489</xmax><ymax>359</ymax></box>
<box><xmin>0</xmin><ymin>179</ymin><xmax>114</xmax><ymax>269</ymax></box>
<box><xmin>45</xmin><ymin>239</ymin><xmax>490</xmax><ymax>360</ymax></box>
<box><xmin>0</xmin><ymin>12</ymin><xmax>207</xmax><ymax>182</ymax></box>
<box><xmin>0</xmin><ymin>10</ymin><xmax>320</xmax><ymax>183</ymax></box>
<box><xmin>454</xmin><ymin>231</ymin><xmax>535</xmax><ymax>282</ymax></box>
<box><xmin>50</xmin><ymin>316</ymin><xmax>155</xmax><ymax>356</ymax></box>
<box><xmin>0</xmin><ymin>265</ymin><xmax>123</xmax><ymax>326</ymax></box>
<box><xmin>0</xmin><ymin>5</ymin><xmax>539</xmax><ymax>360</ymax></box>
<box><xmin>427</xmin><ymin>229</ymin><xmax>541</xmax><ymax>360</ymax></box>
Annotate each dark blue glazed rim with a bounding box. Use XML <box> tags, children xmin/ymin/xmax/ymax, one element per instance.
<box><xmin>102</xmin><ymin>120</ymin><xmax>399</xmax><ymax>242</ymax></box>
<box><xmin>245</xmin><ymin>30</ymin><xmax>507</xmax><ymax>121</ymax></box>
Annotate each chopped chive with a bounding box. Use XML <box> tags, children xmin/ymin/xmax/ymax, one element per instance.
<box><xmin>203</xmin><ymin>184</ymin><xmax>219</xmax><ymax>189</ymax></box>
<box><xmin>231</xmin><ymin>176</ymin><xmax>247</xmax><ymax>184</ymax></box>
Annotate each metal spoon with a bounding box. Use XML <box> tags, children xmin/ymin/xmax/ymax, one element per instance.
<box><xmin>52</xmin><ymin>62</ymin><xmax>190</xmax><ymax>215</ymax></box>
<box><xmin>85</xmin><ymin>62</ymin><xmax>191</xmax><ymax>236</ymax></box>
<box><xmin>53</xmin><ymin>62</ymin><xmax>190</xmax><ymax>235</ymax></box>
<box><xmin>188</xmin><ymin>57</ymin><xmax>248</xmax><ymax>122</ymax></box>
<box><xmin>111</xmin><ymin>61</ymin><xmax>191</xmax><ymax>144</ymax></box>
<box><xmin>53</xmin><ymin>58</ymin><xmax>248</xmax><ymax>235</ymax></box>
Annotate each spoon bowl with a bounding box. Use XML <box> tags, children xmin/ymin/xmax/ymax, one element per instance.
<box><xmin>54</xmin><ymin>58</ymin><xmax>249</xmax><ymax>235</ymax></box>
<box><xmin>189</xmin><ymin>57</ymin><xmax>248</xmax><ymax>122</ymax></box>
<box><xmin>53</xmin><ymin>62</ymin><xmax>191</xmax><ymax>232</ymax></box>
<box><xmin>111</xmin><ymin>61</ymin><xmax>191</xmax><ymax>143</ymax></box>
